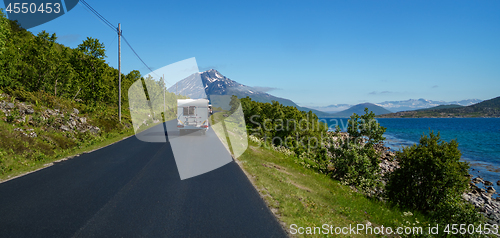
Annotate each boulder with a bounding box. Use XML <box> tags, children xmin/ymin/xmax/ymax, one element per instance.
<box><xmin>60</xmin><ymin>125</ymin><xmax>70</xmax><ymax>131</ymax></box>
<box><xmin>473</xmin><ymin>177</ymin><xmax>484</xmax><ymax>184</ymax></box>
<box><xmin>485</xmin><ymin>180</ymin><xmax>493</xmax><ymax>186</ymax></box>
<box><xmin>5</xmin><ymin>102</ymin><xmax>14</xmax><ymax>109</ymax></box>
<box><xmin>487</xmin><ymin>187</ymin><xmax>496</xmax><ymax>194</ymax></box>
<box><xmin>497</xmin><ymin>180</ymin><xmax>500</xmax><ymax>186</ymax></box>
<box><xmin>73</xmin><ymin>108</ymin><xmax>79</xmax><ymax>115</ymax></box>
<box><xmin>469</xmin><ymin>182</ymin><xmax>478</xmax><ymax>190</ymax></box>
<box><xmin>89</xmin><ymin>126</ymin><xmax>100</xmax><ymax>134</ymax></box>
<box><xmin>25</xmin><ymin>107</ymin><xmax>34</xmax><ymax>114</ymax></box>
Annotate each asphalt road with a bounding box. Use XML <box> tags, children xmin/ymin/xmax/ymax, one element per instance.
<box><xmin>0</xmin><ymin>121</ymin><xmax>287</xmax><ymax>237</ymax></box>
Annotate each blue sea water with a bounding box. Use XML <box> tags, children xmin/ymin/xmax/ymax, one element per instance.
<box><xmin>318</xmin><ymin>118</ymin><xmax>500</xmax><ymax>196</ymax></box>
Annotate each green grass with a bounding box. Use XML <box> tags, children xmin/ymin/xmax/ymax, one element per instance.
<box><xmin>236</xmin><ymin>140</ymin><xmax>432</xmax><ymax>237</ymax></box>
<box><xmin>0</xmin><ymin>88</ymin><xmax>136</xmax><ymax>181</ymax></box>
<box><xmin>0</xmin><ymin>119</ymin><xmax>135</xmax><ymax>181</ymax></box>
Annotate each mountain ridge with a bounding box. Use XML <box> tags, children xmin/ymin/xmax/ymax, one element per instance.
<box><xmin>167</xmin><ymin>69</ymin><xmax>330</xmax><ymax>116</ymax></box>
<box><xmin>307</xmin><ymin>98</ymin><xmax>483</xmax><ymax>113</ymax></box>
<box><xmin>377</xmin><ymin>96</ymin><xmax>500</xmax><ymax>118</ymax></box>
<box><xmin>327</xmin><ymin>103</ymin><xmax>393</xmax><ymax>118</ymax></box>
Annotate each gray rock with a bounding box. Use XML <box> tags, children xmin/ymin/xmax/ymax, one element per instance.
<box><xmin>60</xmin><ymin>125</ymin><xmax>70</xmax><ymax>131</ymax></box>
<box><xmin>79</xmin><ymin>117</ymin><xmax>86</xmax><ymax>124</ymax></box>
<box><xmin>462</xmin><ymin>193</ymin><xmax>471</xmax><ymax>200</ymax></box>
<box><xmin>473</xmin><ymin>177</ymin><xmax>484</xmax><ymax>184</ymax></box>
<box><xmin>487</xmin><ymin>187</ymin><xmax>496</xmax><ymax>194</ymax></box>
<box><xmin>485</xmin><ymin>180</ymin><xmax>493</xmax><ymax>186</ymax></box>
<box><xmin>5</xmin><ymin>102</ymin><xmax>14</xmax><ymax>109</ymax></box>
<box><xmin>73</xmin><ymin>108</ymin><xmax>79</xmax><ymax>115</ymax></box>
<box><xmin>89</xmin><ymin>127</ymin><xmax>100</xmax><ymax>134</ymax></box>
<box><xmin>469</xmin><ymin>182</ymin><xmax>478</xmax><ymax>190</ymax></box>
<box><xmin>25</xmin><ymin>108</ymin><xmax>34</xmax><ymax>114</ymax></box>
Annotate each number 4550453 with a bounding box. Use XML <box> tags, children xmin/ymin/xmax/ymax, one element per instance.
<box><xmin>444</xmin><ymin>224</ymin><xmax>498</xmax><ymax>235</ymax></box>
<box><xmin>6</xmin><ymin>2</ymin><xmax>61</xmax><ymax>14</ymax></box>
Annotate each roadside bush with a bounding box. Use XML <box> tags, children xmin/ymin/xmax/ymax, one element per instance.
<box><xmin>430</xmin><ymin>194</ymin><xmax>484</xmax><ymax>228</ymax></box>
<box><xmin>329</xmin><ymin>108</ymin><xmax>386</xmax><ymax>190</ymax></box>
<box><xmin>385</xmin><ymin>132</ymin><xmax>481</xmax><ymax>227</ymax></box>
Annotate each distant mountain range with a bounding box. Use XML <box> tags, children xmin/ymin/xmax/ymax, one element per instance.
<box><xmin>329</xmin><ymin>103</ymin><xmax>392</xmax><ymax>118</ymax></box>
<box><xmin>167</xmin><ymin>69</ymin><xmax>330</xmax><ymax>116</ymax></box>
<box><xmin>308</xmin><ymin>98</ymin><xmax>483</xmax><ymax>113</ymax></box>
<box><xmin>378</xmin><ymin>96</ymin><xmax>500</xmax><ymax>118</ymax></box>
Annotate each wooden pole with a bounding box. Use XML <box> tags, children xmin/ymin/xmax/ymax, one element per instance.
<box><xmin>118</xmin><ymin>23</ymin><xmax>122</xmax><ymax>122</ymax></box>
<box><xmin>163</xmin><ymin>74</ymin><xmax>165</xmax><ymax>121</ymax></box>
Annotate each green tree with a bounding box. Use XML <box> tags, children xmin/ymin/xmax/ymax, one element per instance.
<box><xmin>386</xmin><ymin>132</ymin><xmax>470</xmax><ymax>212</ymax></box>
<box><xmin>347</xmin><ymin>108</ymin><xmax>386</xmax><ymax>146</ymax></box>
<box><xmin>72</xmin><ymin>37</ymin><xmax>110</xmax><ymax>102</ymax></box>
<box><xmin>76</xmin><ymin>37</ymin><xmax>106</xmax><ymax>59</ymax></box>
<box><xmin>0</xmin><ymin>9</ymin><xmax>10</xmax><ymax>55</ymax></box>
<box><xmin>329</xmin><ymin>108</ymin><xmax>386</xmax><ymax>190</ymax></box>
<box><xmin>229</xmin><ymin>95</ymin><xmax>240</xmax><ymax>113</ymax></box>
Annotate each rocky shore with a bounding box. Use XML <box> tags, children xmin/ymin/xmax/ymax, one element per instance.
<box><xmin>371</xmin><ymin>138</ymin><xmax>500</xmax><ymax>227</ymax></box>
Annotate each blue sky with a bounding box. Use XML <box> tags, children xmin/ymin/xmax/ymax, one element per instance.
<box><xmin>2</xmin><ymin>0</ymin><xmax>499</xmax><ymax>106</ymax></box>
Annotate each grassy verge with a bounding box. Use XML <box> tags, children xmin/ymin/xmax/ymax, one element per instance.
<box><xmin>0</xmin><ymin>88</ymin><xmax>137</xmax><ymax>182</ymax></box>
<box><xmin>0</xmin><ymin>121</ymin><xmax>135</xmax><ymax>182</ymax></box>
<box><xmin>236</xmin><ymin>140</ymin><xmax>431</xmax><ymax>237</ymax></box>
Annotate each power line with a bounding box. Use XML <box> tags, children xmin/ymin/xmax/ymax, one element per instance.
<box><xmin>79</xmin><ymin>0</ymin><xmax>116</xmax><ymax>33</ymax></box>
<box><xmin>78</xmin><ymin>0</ymin><xmax>163</xmax><ymax>81</ymax></box>
<box><xmin>122</xmin><ymin>35</ymin><xmax>161</xmax><ymax>79</ymax></box>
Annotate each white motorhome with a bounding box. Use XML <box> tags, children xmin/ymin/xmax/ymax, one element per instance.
<box><xmin>177</xmin><ymin>99</ymin><xmax>210</xmax><ymax>135</ymax></box>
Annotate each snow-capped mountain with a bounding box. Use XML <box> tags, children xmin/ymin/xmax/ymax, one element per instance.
<box><xmin>167</xmin><ymin>69</ymin><xmax>292</xmax><ymax>102</ymax></box>
<box><xmin>167</xmin><ymin>69</ymin><xmax>330</xmax><ymax>115</ymax></box>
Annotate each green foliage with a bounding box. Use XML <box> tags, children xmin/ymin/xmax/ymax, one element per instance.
<box><xmin>430</xmin><ymin>194</ymin><xmax>484</xmax><ymax>230</ymax></box>
<box><xmin>329</xmin><ymin>108</ymin><xmax>386</xmax><ymax>190</ymax></box>
<box><xmin>346</xmin><ymin>108</ymin><xmax>386</xmax><ymax>147</ymax></box>
<box><xmin>0</xmin><ymin>13</ymin><xmax>127</xmax><ymax>106</ymax></box>
<box><xmin>240</xmin><ymin>97</ymin><xmax>329</xmax><ymax>156</ymax></box>
<box><xmin>0</xmin><ymin>9</ymin><xmax>10</xmax><ymax>55</ymax></box>
<box><xmin>329</xmin><ymin>142</ymin><xmax>380</xmax><ymax>189</ymax></box>
<box><xmin>229</xmin><ymin>95</ymin><xmax>240</xmax><ymax>113</ymax></box>
<box><xmin>385</xmin><ymin>132</ymin><xmax>481</xmax><ymax>229</ymax></box>
<box><xmin>386</xmin><ymin>132</ymin><xmax>469</xmax><ymax>212</ymax></box>
<box><xmin>76</xmin><ymin>37</ymin><xmax>106</xmax><ymax>59</ymax></box>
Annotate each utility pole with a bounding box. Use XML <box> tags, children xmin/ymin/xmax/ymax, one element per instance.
<box><xmin>118</xmin><ymin>23</ymin><xmax>122</xmax><ymax>122</ymax></box>
<box><xmin>163</xmin><ymin>74</ymin><xmax>165</xmax><ymax>121</ymax></box>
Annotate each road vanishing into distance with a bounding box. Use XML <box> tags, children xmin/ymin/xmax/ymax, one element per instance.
<box><xmin>0</xmin><ymin>121</ymin><xmax>287</xmax><ymax>237</ymax></box>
